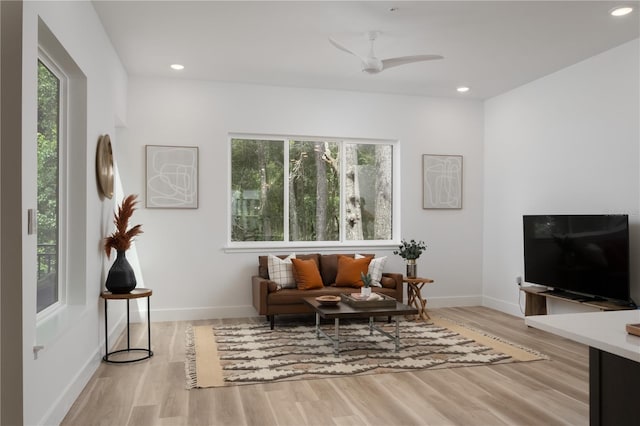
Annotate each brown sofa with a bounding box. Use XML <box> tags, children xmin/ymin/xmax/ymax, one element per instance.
<box><xmin>251</xmin><ymin>253</ymin><xmax>403</xmax><ymax>329</ymax></box>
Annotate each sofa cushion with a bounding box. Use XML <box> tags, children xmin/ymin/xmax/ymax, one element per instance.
<box><xmin>380</xmin><ymin>275</ymin><xmax>396</xmax><ymax>289</ymax></box>
<box><xmin>259</xmin><ymin>253</ymin><xmax>320</xmax><ymax>279</ymax></box>
<box><xmin>356</xmin><ymin>254</ymin><xmax>386</xmax><ymax>287</ymax></box>
<box><xmin>267</xmin><ymin>253</ymin><xmax>296</xmax><ymax>288</ymax></box>
<box><xmin>334</xmin><ymin>255</ymin><xmax>371</xmax><ymax>288</ymax></box>
<box><xmin>291</xmin><ymin>258</ymin><xmax>324</xmax><ymax>290</ymax></box>
<box><xmin>318</xmin><ymin>253</ymin><xmax>374</xmax><ymax>286</ymax></box>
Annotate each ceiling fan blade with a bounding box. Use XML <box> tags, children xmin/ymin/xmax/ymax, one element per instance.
<box><xmin>328</xmin><ymin>37</ymin><xmax>364</xmax><ymax>60</ymax></box>
<box><xmin>381</xmin><ymin>54</ymin><xmax>444</xmax><ymax>70</ymax></box>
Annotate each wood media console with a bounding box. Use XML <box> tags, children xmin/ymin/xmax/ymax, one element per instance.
<box><xmin>520</xmin><ymin>286</ymin><xmax>635</xmax><ymax>316</ymax></box>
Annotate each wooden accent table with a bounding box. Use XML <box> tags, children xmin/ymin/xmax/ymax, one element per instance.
<box><xmin>100</xmin><ymin>288</ymin><xmax>153</xmax><ymax>363</ymax></box>
<box><xmin>403</xmin><ymin>277</ymin><xmax>435</xmax><ymax>320</ymax></box>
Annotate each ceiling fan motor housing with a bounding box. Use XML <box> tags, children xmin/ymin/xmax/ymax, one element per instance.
<box><xmin>362</xmin><ymin>57</ymin><xmax>383</xmax><ymax>73</ymax></box>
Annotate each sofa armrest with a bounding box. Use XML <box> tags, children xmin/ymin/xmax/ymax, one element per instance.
<box><xmin>381</xmin><ymin>272</ymin><xmax>404</xmax><ymax>302</ymax></box>
<box><xmin>252</xmin><ymin>275</ymin><xmax>276</xmax><ymax>316</ymax></box>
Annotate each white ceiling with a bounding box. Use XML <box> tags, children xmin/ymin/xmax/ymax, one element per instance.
<box><xmin>92</xmin><ymin>1</ymin><xmax>640</xmax><ymax>99</ymax></box>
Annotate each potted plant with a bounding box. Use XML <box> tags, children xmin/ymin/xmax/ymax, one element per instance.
<box><xmin>104</xmin><ymin>194</ymin><xmax>143</xmax><ymax>293</ymax></box>
<box><xmin>394</xmin><ymin>239</ymin><xmax>427</xmax><ymax>278</ymax></box>
<box><xmin>360</xmin><ymin>272</ymin><xmax>372</xmax><ymax>298</ymax></box>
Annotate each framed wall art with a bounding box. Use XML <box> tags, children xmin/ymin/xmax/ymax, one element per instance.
<box><xmin>145</xmin><ymin>145</ymin><xmax>199</xmax><ymax>209</ymax></box>
<box><xmin>422</xmin><ymin>154</ymin><xmax>463</xmax><ymax>209</ymax></box>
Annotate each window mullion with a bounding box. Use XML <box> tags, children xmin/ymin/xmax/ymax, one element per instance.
<box><xmin>58</xmin><ymin>70</ymin><xmax>68</xmax><ymax>305</ymax></box>
<box><xmin>283</xmin><ymin>139</ymin><xmax>290</xmax><ymax>242</ymax></box>
<box><xmin>339</xmin><ymin>141</ymin><xmax>345</xmax><ymax>243</ymax></box>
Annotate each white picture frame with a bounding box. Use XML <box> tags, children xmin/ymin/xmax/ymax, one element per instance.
<box><xmin>422</xmin><ymin>154</ymin><xmax>463</xmax><ymax>209</ymax></box>
<box><xmin>145</xmin><ymin>145</ymin><xmax>199</xmax><ymax>209</ymax></box>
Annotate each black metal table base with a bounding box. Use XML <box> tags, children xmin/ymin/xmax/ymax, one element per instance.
<box><xmin>103</xmin><ymin>293</ymin><xmax>153</xmax><ymax>364</ymax></box>
<box><xmin>102</xmin><ymin>348</ymin><xmax>153</xmax><ymax>363</ymax></box>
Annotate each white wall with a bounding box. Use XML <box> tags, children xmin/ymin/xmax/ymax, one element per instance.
<box><xmin>483</xmin><ymin>39</ymin><xmax>640</xmax><ymax>316</ymax></box>
<box><xmin>20</xmin><ymin>2</ymin><xmax>127</xmax><ymax>424</ymax></box>
<box><xmin>118</xmin><ymin>79</ymin><xmax>485</xmax><ymax>320</ymax></box>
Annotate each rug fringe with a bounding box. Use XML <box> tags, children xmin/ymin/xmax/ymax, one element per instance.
<box><xmin>431</xmin><ymin>315</ymin><xmax>550</xmax><ymax>360</ymax></box>
<box><xmin>185</xmin><ymin>325</ymin><xmax>198</xmax><ymax>389</ymax></box>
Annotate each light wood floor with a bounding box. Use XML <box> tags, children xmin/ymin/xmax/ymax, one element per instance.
<box><xmin>62</xmin><ymin>307</ymin><xmax>589</xmax><ymax>426</ymax></box>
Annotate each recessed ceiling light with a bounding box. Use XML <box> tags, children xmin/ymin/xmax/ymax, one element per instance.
<box><xmin>457</xmin><ymin>86</ymin><xmax>470</xmax><ymax>93</ymax></box>
<box><xmin>610</xmin><ymin>6</ymin><xmax>633</xmax><ymax>16</ymax></box>
<box><xmin>170</xmin><ymin>64</ymin><xmax>185</xmax><ymax>70</ymax></box>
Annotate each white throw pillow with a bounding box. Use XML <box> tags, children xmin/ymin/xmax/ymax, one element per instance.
<box><xmin>267</xmin><ymin>253</ymin><xmax>296</xmax><ymax>288</ymax></box>
<box><xmin>355</xmin><ymin>254</ymin><xmax>386</xmax><ymax>287</ymax></box>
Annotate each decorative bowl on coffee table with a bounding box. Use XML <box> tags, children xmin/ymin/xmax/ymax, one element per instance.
<box><xmin>315</xmin><ymin>295</ymin><xmax>341</xmax><ymax>306</ymax></box>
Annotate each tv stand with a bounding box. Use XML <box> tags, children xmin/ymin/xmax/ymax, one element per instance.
<box><xmin>520</xmin><ymin>286</ymin><xmax>635</xmax><ymax>316</ymax></box>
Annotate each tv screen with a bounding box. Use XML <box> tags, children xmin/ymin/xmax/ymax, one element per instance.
<box><xmin>523</xmin><ymin>214</ymin><xmax>630</xmax><ymax>303</ymax></box>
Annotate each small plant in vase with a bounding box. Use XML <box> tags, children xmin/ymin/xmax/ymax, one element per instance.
<box><xmin>394</xmin><ymin>239</ymin><xmax>427</xmax><ymax>278</ymax></box>
<box><xmin>360</xmin><ymin>272</ymin><xmax>372</xmax><ymax>298</ymax></box>
<box><xmin>104</xmin><ymin>194</ymin><xmax>143</xmax><ymax>294</ymax></box>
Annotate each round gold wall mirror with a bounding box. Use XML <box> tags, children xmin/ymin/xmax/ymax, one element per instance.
<box><xmin>96</xmin><ymin>134</ymin><xmax>114</xmax><ymax>199</ymax></box>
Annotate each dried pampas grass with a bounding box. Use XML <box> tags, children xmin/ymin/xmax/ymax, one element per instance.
<box><xmin>104</xmin><ymin>194</ymin><xmax>143</xmax><ymax>258</ymax></box>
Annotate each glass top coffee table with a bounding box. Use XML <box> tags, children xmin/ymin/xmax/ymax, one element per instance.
<box><xmin>303</xmin><ymin>296</ymin><xmax>418</xmax><ymax>356</ymax></box>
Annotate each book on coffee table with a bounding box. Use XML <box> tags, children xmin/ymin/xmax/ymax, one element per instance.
<box><xmin>340</xmin><ymin>293</ymin><xmax>397</xmax><ymax>308</ymax></box>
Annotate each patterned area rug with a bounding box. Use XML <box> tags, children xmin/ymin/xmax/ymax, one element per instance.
<box><xmin>185</xmin><ymin>317</ymin><xmax>548</xmax><ymax>389</ymax></box>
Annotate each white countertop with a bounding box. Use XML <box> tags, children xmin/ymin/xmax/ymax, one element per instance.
<box><xmin>525</xmin><ymin>310</ymin><xmax>640</xmax><ymax>362</ymax></box>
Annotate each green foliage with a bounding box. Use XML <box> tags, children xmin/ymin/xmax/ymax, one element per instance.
<box><xmin>289</xmin><ymin>140</ymin><xmax>339</xmax><ymax>241</ymax></box>
<box><xmin>360</xmin><ymin>272</ymin><xmax>372</xmax><ymax>288</ymax></box>
<box><xmin>350</xmin><ymin>143</ymin><xmax>378</xmax><ymax>240</ymax></box>
<box><xmin>37</xmin><ymin>60</ymin><xmax>60</xmax><ymax>278</ymax></box>
<box><xmin>231</xmin><ymin>139</ymin><xmax>284</xmax><ymax>241</ymax></box>
<box><xmin>394</xmin><ymin>239</ymin><xmax>427</xmax><ymax>260</ymax></box>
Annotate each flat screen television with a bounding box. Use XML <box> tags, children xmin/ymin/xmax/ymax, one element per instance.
<box><xmin>523</xmin><ymin>214</ymin><xmax>632</xmax><ymax>304</ymax></box>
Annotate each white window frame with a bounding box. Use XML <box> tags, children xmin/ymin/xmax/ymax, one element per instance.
<box><xmin>227</xmin><ymin>133</ymin><xmax>401</xmax><ymax>251</ymax></box>
<box><xmin>36</xmin><ymin>48</ymin><xmax>68</xmax><ymax>320</ymax></box>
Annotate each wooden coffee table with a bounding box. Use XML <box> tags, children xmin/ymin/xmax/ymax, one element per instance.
<box><xmin>303</xmin><ymin>297</ymin><xmax>418</xmax><ymax>356</ymax></box>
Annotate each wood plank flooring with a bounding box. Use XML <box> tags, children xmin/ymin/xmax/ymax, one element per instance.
<box><xmin>61</xmin><ymin>307</ymin><xmax>589</xmax><ymax>426</ymax></box>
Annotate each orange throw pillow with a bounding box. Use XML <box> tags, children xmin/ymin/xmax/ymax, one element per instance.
<box><xmin>334</xmin><ymin>256</ymin><xmax>372</xmax><ymax>288</ymax></box>
<box><xmin>291</xmin><ymin>258</ymin><xmax>324</xmax><ymax>290</ymax></box>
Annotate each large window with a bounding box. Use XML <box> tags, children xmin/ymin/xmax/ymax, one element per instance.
<box><xmin>231</xmin><ymin>137</ymin><xmax>395</xmax><ymax>245</ymax></box>
<box><xmin>37</xmin><ymin>55</ymin><xmax>66</xmax><ymax>313</ymax></box>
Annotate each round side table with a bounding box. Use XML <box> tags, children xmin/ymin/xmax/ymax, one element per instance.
<box><xmin>101</xmin><ymin>288</ymin><xmax>153</xmax><ymax>363</ymax></box>
<box><xmin>403</xmin><ymin>277</ymin><xmax>435</xmax><ymax>321</ymax></box>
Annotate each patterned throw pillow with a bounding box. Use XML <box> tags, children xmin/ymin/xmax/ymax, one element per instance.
<box><xmin>356</xmin><ymin>254</ymin><xmax>386</xmax><ymax>287</ymax></box>
<box><xmin>267</xmin><ymin>253</ymin><xmax>296</xmax><ymax>289</ymax></box>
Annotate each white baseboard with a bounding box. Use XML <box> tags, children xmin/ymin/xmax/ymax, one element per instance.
<box><xmin>423</xmin><ymin>295</ymin><xmax>483</xmax><ymax>308</ymax></box>
<box><xmin>482</xmin><ymin>295</ymin><xmax>524</xmax><ymax>318</ymax></box>
<box><xmin>145</xmin><ymin>305</ymin><xmax>258</xmax><ymax>322</ymax></box>
<box><xmin>141</xmin><ymin>300</ymin><xmax>495</xmax><ymax>322</ymax></box>
<box><xmin>40</xmin><ymin>350</ymin><xmax>101</xmax><ymax>425</ymax></box>
<box><xmin>39</xmin><ymin>315</ymin><xmax>126</xmax><ymax>426</ymax></box>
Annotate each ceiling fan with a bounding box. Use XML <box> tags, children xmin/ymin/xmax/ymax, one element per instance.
<box><xmin>329</xmin><ymin>31</ymin><xmax>443</xmax><ymax>74</ymax></box>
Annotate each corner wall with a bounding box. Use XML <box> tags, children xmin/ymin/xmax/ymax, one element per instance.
<box><xmin>118</xmin><ymin>79</ymin><xmax>485</xmax><ymax>320</ymax></box>
<box><xmin>483</xmin><ymin>39</ymin><xmax>640</xmax><ymax>316</ymax></box>
<box><xmin>20</xmin><ymin>2</ymin><xmax>127</xmax><ymax>424</ymax></box>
